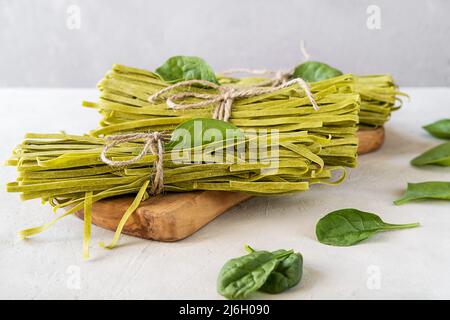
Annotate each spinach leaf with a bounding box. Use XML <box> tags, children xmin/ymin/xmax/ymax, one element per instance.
<box><xmin>217</xmin><ymin>250</ymin><xmax>289</xmax><ymax>299</ymax></box>
<box><xmin>394</xmin><ymin>181</ymin><xmax>450</xmax><ymax>205</ymax></box>
<box><xmin>155</xmin><ymin>56</ymin><xmax>218</xmax><ymax>84</ymax></box>
<box><xmin>259</xmin><ymin>251</ymin><xmax>303</xmax><ymax>294</ymax></box>
<box><xmin>423</xmin><ymin>119</ymin><xmax>450</xmax><ymax>139</ymax></box>
<box><xmin>217</xmin><ymin>246</ymin><xmax>302</xmax><ymax>299</ymax></box>
<box><xmin>292</xmin><ymin>61</ymin><xmax>343</xmax><ymax>82</ymax></box>
<box><xmin>244</xmin><ymin>246</ymin><xmax>303</xmax><ymax>294</ymax></box>
<box><xmin>411</xmin><ymin>142</ymin><xmax>450</xmax><ymax>166</ymax></box>
<box><xmin>316</xmin><ymin>208</ymin><xmax>420</xmax><ymax>246</ymax></box>
<box><xmin>165</xmin><ymin>118</ymin><xmax>244</xmax><ymax>151</ymax></box>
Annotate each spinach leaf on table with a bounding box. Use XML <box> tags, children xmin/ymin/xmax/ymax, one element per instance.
<box><xmin>411</xmin><ymin>142</ymin><xmax>450</xmax><ymax>166</ymax></box>
<box><xmin>316</xmin><ymin>208</ymin><xmax>420</xmax><ymax>246</ymax></box>
<box><xmin>259</xmin><ymin>250</ymin><xmax>303</xmax><ymax>294</ymax></box>
<box><xmin>423</xmin><ymin>119</ymin><xmax>450</xmax><ymax>139</ymax></box>
<box><xmin>217</xmin><ymin>246</ymin><xmax>302</xmax><ymax>299</ymax></box>
<box><xmin>217</xmin><ymin>250</ymin><xmax>284</xmax><ymax>299</ymax></box>
<box><xmin>292</xmin><ymin>61</ymin><xmax>343</xmax><ymax>82</ymax></box>
<box><xmin>155</xmin><ymin>56</ymin><xmax>218</xmax><ymax>84</ymax></box>
<box><xmin>394</xmin><ymin>181</ymin><xmax>450</xmax><ymax>205</ymax></box>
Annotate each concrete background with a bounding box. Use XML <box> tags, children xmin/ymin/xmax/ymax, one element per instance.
<box><xmin>0</xmin><ymin>0</ymin><xmax>449</xmax><ymax>87</ymax></box>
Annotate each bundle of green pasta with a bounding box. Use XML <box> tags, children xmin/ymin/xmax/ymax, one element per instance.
<box><xmin>218</xmin><ymin>61</ymin><xmax>408</xmax><ymax>128</ymax></box>
<box><xmin>84</xmin><ymin>67</ymin><xmax>357</xmax><ymax>138</ymax></box>
<box><xmin>6</xmin><ymin>127</ymin><xmax>348</xmax><ymax>257</ymax></box>
<box><xmin>83</xmin><ymin>60</ymin><xmax>360</xmax><ymax>168</ymax></box>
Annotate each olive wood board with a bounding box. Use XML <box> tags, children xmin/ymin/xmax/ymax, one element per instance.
<box><xmin>74</xmin><ymin>127</ymin><xmax>385</xmax><ymax>241</ymax></box>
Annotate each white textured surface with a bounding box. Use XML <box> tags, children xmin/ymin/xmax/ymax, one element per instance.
<box><xmin>0</xmin><ymin>88</ymin><xmax>449</xmax><ymax>300</ymax></box>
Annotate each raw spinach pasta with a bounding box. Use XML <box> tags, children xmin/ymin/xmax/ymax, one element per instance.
<box><xmin>83</xmin><ymin>64</ymin><xmax>360</xmax><ymax>168</ymax></box>
<box><xmin>6</xmin><ymin>127</ymin><xmax>352</xmax><ymax>256</ymax></box>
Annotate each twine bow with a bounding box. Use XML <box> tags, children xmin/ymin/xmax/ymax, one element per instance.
<box><xmin>148</xmin><ymin>78</ymin><xmax>318</xmax><ymax>122</ymax></box>
<box><xmin>100</xmin><ymin>132</ymin><xmax>169</xmax><ymax>194</ymax></box>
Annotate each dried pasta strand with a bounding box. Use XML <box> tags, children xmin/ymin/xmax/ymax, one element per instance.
<box><xmin>99</xmin><ymin>180</ymin><xmax>150</xmax><ymax>249</ymax></box>
<box><xmin>82</xmin><ymin>191</ymin><xmax>93</xmax><ymax>260</ymax></box>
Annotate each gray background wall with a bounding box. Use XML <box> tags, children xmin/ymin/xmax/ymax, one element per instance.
<box><xmin>0</xmin><ymin>0</ymin><xmax>449</xmax><ymax>87</ymax></box>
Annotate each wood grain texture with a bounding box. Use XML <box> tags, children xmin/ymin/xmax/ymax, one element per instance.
<box><xmin>75</xmin><ymin>191</ymin><xmax>252</xmax><ymax>241</ymax></box>
<box><xmin>357</xmin><ymin>127</ymin><xmax>385</xmax><ymax>154</ymax></box>
<box><xmin>74</xmin><ymin>127</ymin><xmax>385</xmax><ymax>241</ymax></box>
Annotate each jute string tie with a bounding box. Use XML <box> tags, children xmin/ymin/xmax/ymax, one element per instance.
<box><xmin>220</xmin><ymin>68</ymin><xmax>293</xmax><ymax>87</ymax></box>
<box><xmin>148</xmin><ymin>78</ymin><xmax>318</xmax><ymax>122</ymax></box>
<box><xmin>100</xmin><ymin>132</ymin><xmax>168</xmax><ymax>194</ymax></box>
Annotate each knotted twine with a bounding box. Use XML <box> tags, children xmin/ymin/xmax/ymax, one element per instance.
<box><xmin>148</xmin><ymin>78</ymin><xmax>319</xmax><ymax>122</ymax></box>
<box><xmin>100</xmin><ymin>132</ymin><xmax>168</xmax><ymax>195</ymax></box>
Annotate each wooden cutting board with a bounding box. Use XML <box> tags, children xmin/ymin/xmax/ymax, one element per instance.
<box><xmin>74</xmin><ymin>127</ymin><xmax>385</xmax><ymax>241</ymax></box>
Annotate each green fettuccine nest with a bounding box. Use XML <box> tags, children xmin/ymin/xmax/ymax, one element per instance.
<box><xmin>7</xmin><ymin>132</ymin><xmax>349</xmax><ymax>199</ymax></box>
<box><xmin>6</xmin><ymin>130</ymin><xmax>352</xmax><ymax>256</ymax></box>
<box><xmin>83</xmin><ymin>64</ymin><xmax>359</xmax><ymax>139</ymax></box>
<box><xmin>83</xmin><ymin>64</ymin><xmax>360</xmax><ymax>168</ymax></box>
